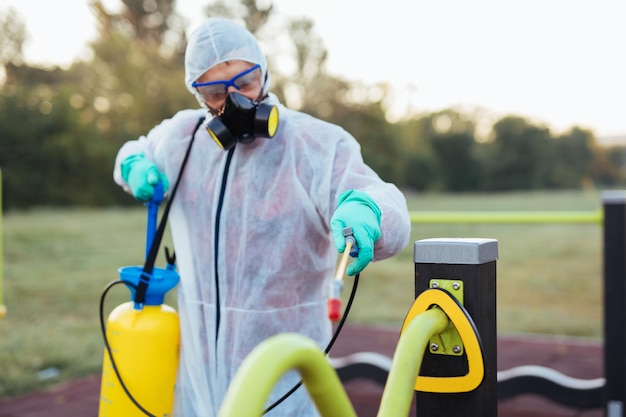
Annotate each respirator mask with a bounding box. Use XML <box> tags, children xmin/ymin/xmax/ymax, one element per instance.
<box><xmin>205</xmin><ymin>92</ymin><xmax>279</xmax><ymax>150</ymax></box>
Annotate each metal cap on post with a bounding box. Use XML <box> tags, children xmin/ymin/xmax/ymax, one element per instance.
<box><xmin>413</xmin><ymin>238</ymin><xmax>498</xmax><ymax>417</ymax></box>
<box><xmin>414</xmin><ymin>238</ymin><xmax>499</xmax><ymax>265</ymax></box>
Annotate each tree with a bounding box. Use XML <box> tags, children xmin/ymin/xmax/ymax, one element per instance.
<box><xmin>421</xmin><ymin>110</ymin><xmax>481</xmax><ymax>191</ymax></box>
<box><xmin>431</xmin><ymin>132</ymin><xmax>482</xmax><ymax>191</ymax></box>
<box><xmin>593</xmin><ymin>145</ymin><xmax>624</xmax><ymax>186</ymax></box>
<box><xmin>0</xmin><ymin>68</ymin><xmax>120</xmax><ymax>209</ymax></box>
<box><xmin>606</xmin><ymin>146</ymin><xmax>626</xmax><ymax>185</ymax></box>
<box><xmin>268</xmin><ymin>16</ymin><xmax>337</xmax><ymax>114</ymax></box>
<box><xmin>549</xmin><ymin>127</ymin><xmax>596</xmax><ymax>188</ymax></box>
<box><xmin>397</xmin><ymin>110</ymin><xmax>481</xmax><ymax>191</ymax></box>
<box><xmin>395</xmin><ymin>117</ymin><xmax>435</xmax><ymax>191</ymax></box>
<box><xmin>0</xmin><ymin>6</ymin><xmax>26</xmax><ymax>68</ymax></box>
<box><xmin>90</xmin><ymin>0</ymin><xmax>187</xmax><ymax>54</ymax></box>
<box><xmin>86</xmin><ymin>0</ymin><xmax>196</xmax><ymax>141</ymax></box>
<box><xmin>482</xmin><ymin>116</ymin><xmax>552</xmax><ymax>190</ymax></box>
<box><xmin>201</xmin><ymin>0</ymin><xmax>273</xmax><ymax>35</ymax></box>
<box><xmin>339</xmin><ymin>98</ymin><xmax>404</xmax><ymax>184</ymax></box>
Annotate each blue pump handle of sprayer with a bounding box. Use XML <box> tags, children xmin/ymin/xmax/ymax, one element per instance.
<box><xmin>119</xmin><ymin>180</ymin><xmax>178</xmax><ymax>309</ymax></box>
<box><xmin>145</xmin><ymin>181</ymin><xmax>164</xmax><ymax>260</ymax></box>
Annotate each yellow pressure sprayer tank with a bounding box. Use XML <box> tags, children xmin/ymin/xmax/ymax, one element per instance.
<box><xmin>99</xmin><ymin>182</ymin><xmax>180</xmax><ymax>417</ymax></box>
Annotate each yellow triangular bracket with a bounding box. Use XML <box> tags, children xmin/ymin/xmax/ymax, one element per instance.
<box><xmin>401</xmin><ymin>288</ymin><xmax>485</xmax><ymax>393</ymax></box>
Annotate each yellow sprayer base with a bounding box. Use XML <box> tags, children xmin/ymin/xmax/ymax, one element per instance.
<box><xmin>99</xmin><ymin>302</ymin><xmax>180</xmax><ymax>417</ymax></box>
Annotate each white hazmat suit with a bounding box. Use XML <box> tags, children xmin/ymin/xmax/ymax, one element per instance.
<box><xmin>114</xmin><ymin>17</ymin><xmax>411</xmax><ymax>417</ymax></box>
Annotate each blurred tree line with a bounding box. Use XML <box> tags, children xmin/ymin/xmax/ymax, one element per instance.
<box><xmin>1</xmin><ymin>0</ymin><xmax>624</xmax><ymax>211</ymax></box>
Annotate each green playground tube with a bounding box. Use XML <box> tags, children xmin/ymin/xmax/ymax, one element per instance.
<box><xmin>377</xmin><ymin>308</ymin><xmax>449</xmax><ymax>417</ymax></box>
<box><xmin>218</xmin><ymin>310</ymin><xmax>450</xmax><ymax>417</ymax></box>
<box><xmin>218</xmin><ymin>332</ymin><xmax>357</xmax><ymax>417</ymax></box>
<box><xmin>410</xmin><ymin>210</ymin><xmax>602</xmax><ymax>224</ymax></box>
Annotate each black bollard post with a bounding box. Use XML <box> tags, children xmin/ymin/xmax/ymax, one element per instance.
<box><xmin>603</xmin><ymin>191</ymin><xmax>626</xmax><ymax>417</ymax></box>
<box><xmin>413</xmin><ymin>238</ymin><xmax>498</xmax><ymax>417</ymax></box>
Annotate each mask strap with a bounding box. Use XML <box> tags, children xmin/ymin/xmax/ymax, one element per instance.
<box><xmin>257</xmin><ymin>72</ymin><xmax>270</xmax><ymax>102</ymax></box>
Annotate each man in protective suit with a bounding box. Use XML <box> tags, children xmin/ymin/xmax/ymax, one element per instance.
<box><xmin>113</xmin><ymin>16</ymin><xmax>411</xmax><ymax>417</ymax></box>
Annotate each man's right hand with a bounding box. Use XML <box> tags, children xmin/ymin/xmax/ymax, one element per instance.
<box><xmin>120</xmin><ymin>153</ymin><xmax>170</xmax><ymax>201</ymax></box>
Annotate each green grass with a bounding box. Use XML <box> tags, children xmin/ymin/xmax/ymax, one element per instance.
<box><xmin>0</xmin><ymin>190</ymin><xmax>608</xmax><ymax>398</ymax></box>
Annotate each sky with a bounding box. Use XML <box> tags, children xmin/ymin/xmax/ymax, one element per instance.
<box><xmin>3</xmin><ymin>0</ymin><xmax>625</xmax><ymax>141</ymax></box>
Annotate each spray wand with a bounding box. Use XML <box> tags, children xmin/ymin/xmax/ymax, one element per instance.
<box><xmin>327</xmin><ymin>227</ymin><xmax>359</xmax><ymax>322</ymax></box>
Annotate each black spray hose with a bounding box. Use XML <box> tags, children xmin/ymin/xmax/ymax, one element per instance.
<box><xmin>263</xmin><ymin>272</ymin><xmax>360</xmax><ymax>414</ymax></box>
<box><xmin>99</xmin><ymin>279</ymin><xmax>156</xmax><ymax>417</ymax></box>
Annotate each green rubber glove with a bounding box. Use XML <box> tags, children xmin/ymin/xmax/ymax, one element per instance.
<box><xmin>120</xmin><ymin>153</ymin><xmax>169</xmax><ymax>202</ymax></box>
<box><xmin>330</xmin><ymin>190</ymin><xmax>382</xmax><ymax>276</ymax></box>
